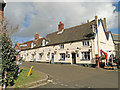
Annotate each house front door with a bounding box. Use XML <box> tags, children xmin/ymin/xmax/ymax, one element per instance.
<box><xmin>32</xmin><ymin>54</ymin><xmax>35</xmax><ymax>62</ymax></box>
<box><xmin>72</xmin><ymin>53</ymin><xmax>76</xmax><ymax>64</ymax></box>
<box><xmin>51</xmin><ymin>53</ymin><xmax>54</xmax><ymax>64</ymax></box>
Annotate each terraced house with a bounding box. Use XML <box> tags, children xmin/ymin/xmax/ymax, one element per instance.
<box><xmin>15</xmin><ymin>16</ymin><xmax>115</xmax><ymax>65</ymax></box>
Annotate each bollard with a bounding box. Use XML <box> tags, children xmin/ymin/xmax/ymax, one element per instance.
<box><xmin>28</xmin><ymin>66</ymin><xmax>33</xmax><ymax>76</ymax></box>
<box><xmin>95</xmin><ymin>54</ymin><xmax>99</xmax><ymax>68</ymax></box>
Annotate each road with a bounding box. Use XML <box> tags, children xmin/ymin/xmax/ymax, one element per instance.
<box><xmin>21</xmin><ymin>62</ymin><xmax>118</xmax><ymax>88</ymax></box>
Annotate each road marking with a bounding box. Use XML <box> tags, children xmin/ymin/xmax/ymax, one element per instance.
<box><xmin>60</xmin><ymin>84</ymin><xmax>64</xmax><ymax>86</ymax></box>
<box><xmin>64</xmin><ymin>84</ymin><xmax>68</xmax><ymax>86</ymax></box>
<box><xmin>75</xmin><ymin>84</ymin><xmax>79</xmax><ymax>86</ymax></box>
<box><xmin>48</xmin><ymin>80</ymin><xmax>53</xmax><ymax>83</ymax></box>
<box><xmin>52</xmin><ymin>82</ymin><xmax>57</xmax><ymax>85</ymax></box>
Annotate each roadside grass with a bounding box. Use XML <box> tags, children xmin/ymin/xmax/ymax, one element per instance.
<box><xmin>12</xmin><ymin>67</ymin><xmax>45</xmax><ymax>88</ymax></box>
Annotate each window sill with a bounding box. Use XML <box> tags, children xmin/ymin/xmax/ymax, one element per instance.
<box><xmin>83</xmin><ymin>45</ymin><xmax>89</xmax><ymax>47</ymax></box>
<box><xmin>58</xmin><ymin>48</ymin><xmax>64</xmax><ymax>50</ymax></box>
<box><xmin>59</xmin><ymin>59</ymin><xmax>65</xmax><ymax>61</ymax></box>
<box><xmin>80</xmin><ymin>59</ymin><xmax>90</xmax><ymax>61</ymax></box>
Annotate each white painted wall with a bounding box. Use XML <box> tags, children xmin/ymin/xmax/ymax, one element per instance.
<box><xmin>19</xmin><ymin>19</ymin><xmax>115</xmax><ymax>65</ymax></box>
<box><xmin>20</xmin><ymin>40</ymin><xmax>94</xmax><ymax>64</ymax></box>
<box><xmin>94</xmin><ymin>20</ymin><xmax>115</xmax><ymax>60</ymax></box>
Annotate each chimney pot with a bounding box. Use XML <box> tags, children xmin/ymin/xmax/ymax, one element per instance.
<box><xmin>59</xmin><ymin>21</ymin><xmax>62</xmax><ymax>24</ymax></box>
<box><xmin>36</xmin><ymin>32</ymin><xmax>39</xmax><ymax>34</ymax></box>
<box><xmin>95</xmin><ymin>16</ymin><xmax>97</xmax><ymax>21</ymax></box>
<box><xmin>103</xmin><ymin>17</ymin><xmax>107</xmax><ymax>32</ymax></box>
<box><xmin>87</xmin><ymin>20</ymin><xmax>89</xmax><ymax>23</ymax></box>
<box><xmin>58</xmin><ymin>21</ymin><xmax>64</xmax><ymax>32</ymax></box>
<box><xmin>104</xmin><ymin>17</ymin><xmax>106</xmax><ymax>20</ymax></box>
<box><xmin>35</xmin><ymin>32</ymin><xmax>39</xmax><ymax>40</ymax></box>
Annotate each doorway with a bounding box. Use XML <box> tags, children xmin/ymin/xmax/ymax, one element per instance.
<box><xmin>72</xmin><ymin>53</ymin><xmax>76</xmax><ymax>64</ymax></box>
<box><xmin>51</xmin><ymin>53</ymin><xmax>54</xmax><ymax>64</ymax></box>
<box><xmin>32</xmin><ymin>54</ymin><xmax>35</xmax><ymax>62</ymax></box>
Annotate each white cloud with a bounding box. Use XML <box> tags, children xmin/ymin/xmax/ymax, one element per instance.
<box><xmin>6</xmin><ymin>0</ymin><xmax>119</xmax><ymax>2</ymax></box>
<box><xmin>4</xmin><ymin>1</ymin><xmax>118</xmax><ymax>39</ymax></box>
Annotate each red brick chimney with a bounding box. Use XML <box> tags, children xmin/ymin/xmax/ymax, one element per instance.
<box><xmin>103</xmin><ymin>17</ymin><xmax>107</xmax><ymax>32</ymax></box>
<box><xmin>58</xmin><ymin>21</ymin><xmax>64</xmax><ymax>32</ymax></box>
<box><xmin>34</xmin><ymin>32</ymin><xmax>39</xmax><ymax>40</ymax></box>
<box><xmin>0</xmin><ymin>0</ymin><xmax>6</xmax><ymax>22</ymax></box>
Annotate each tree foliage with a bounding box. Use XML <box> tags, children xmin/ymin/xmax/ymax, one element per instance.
<box><xmin>0</xmin><ymin>19</ymin><xmax>19</xmax><ymax>86</ymax></box>
<box><xmin>2</xmin><ymin>32</ymin><xmax>18</xmax><ymax>86</ymax></box>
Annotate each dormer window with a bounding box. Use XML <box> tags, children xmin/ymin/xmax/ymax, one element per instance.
<box><xmin>34</xmin><ymin>43</ymin><xmax>36</xmax><ymax>47</ymax></box>
<box><xmin>46</xmin><ymin>40</ymin><xmax>49</xmax><ymax>45</ymax></box>
<box><xmin>31</xmin><ymin>42</ymin><xmax>34</xmax><ymax>48</ymax></box>
<box><xmin>82</xmin><ymin>41</ymin><xmax>89</xmax><ymax>46</ymax></box>
<box><xmin>42</xmin><ymin>39</ymin><xmax>49</xmax><ymax>46</ymax></box>
<box><xmin>31</xmin><ymin>42</ymin><xmax>36</xmax><ymax>48</ymax></box>
<box><xmin>90</xmin><ymin>24</ymin><xmax>96</xmax><ymax>34</ymax></box>
<box><xmin>59</xmin><ymin>44</ymin><xmax>64</xmax><ymax>49</ymax></box>
<box><xmin>42</xmin><ymin>39</ymin><xmax>46</xmax><ymax>46</ymax></box>
<box><xmin>57</xmin><ymin>29</ymin><xmax>64</xmax><ymax>34</ymax></box>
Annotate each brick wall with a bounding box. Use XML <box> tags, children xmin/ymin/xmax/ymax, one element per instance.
<box><xmin>0</xmin><ymin>3</ymin><xmax>5</xmax><ymax>22</ymax></box>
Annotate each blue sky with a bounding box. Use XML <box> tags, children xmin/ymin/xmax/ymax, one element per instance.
<box><xmin>111</xmin><ymin>2</ymin><xmax>119</xmax><ymax>34</ymax></box>
<box><xmin>5</xmin><ymin>2</ymin><xmax>119</xmax><ymax>43</ymax></box>
<box><xmin>23</xmin><ymin>16</ymin><xmax>30</xmax><ymax>28</ymax></box>
<box><xmin>113</xmin><ymin>2</ymin><xmax>118</xmax><ymax>12</ymax></box>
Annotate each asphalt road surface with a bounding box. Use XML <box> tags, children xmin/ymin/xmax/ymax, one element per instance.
<box><xmin>21</xmin><ymin>62</ymin><xmax>118</xmax><ymax>88</ymax></box>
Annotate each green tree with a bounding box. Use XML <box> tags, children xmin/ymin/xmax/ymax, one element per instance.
<box><xmin>1</xmin><ymin>32</ymin><xmax>19</xmax><ymax>86</ymax></box>
<box><xmin>0</xmin><ymin>19</ymin><xmax>19</xmax><ymax>87</ymax></box>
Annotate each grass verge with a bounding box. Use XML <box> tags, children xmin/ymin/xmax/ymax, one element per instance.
<box><xmin>9</xmin><ymin>67</ymin><xmax>46</xmax><ymax>88</ymax></box>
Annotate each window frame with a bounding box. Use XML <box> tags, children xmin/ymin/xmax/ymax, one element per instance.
<box><xmin>59</xmin><ymin>53</ymin><xmax>65</xmax><ymax>60</ymax></box>
<box><xmin>31</xmin><ymin>42</ymin><xmax>34</xmax><ymax>48</ymax></box>
<box><xmin>59</xmin><ymin>44</ymin><xmax>64</xmax><ymax>49</ymax></box>
<box><xmin>82</xmin><ymin>41</ymin><xmax>89</xmax><ymax>46</ymax></box>
<box><xmin>31</xmin><ymin>54</ymin><xmax>34</xmax><ymax>60</ymax></box>
<box><xmin>42</xmin><ymin>39</ymin><xmax>46</xmax><ymax>46</ymax></box>
<box><xmin>46</xmin><ymin>53</ymin><xmax>50</xmax><ymax>60</ymax></box>
<box><xmin>81</xmin><ymin>52</ymin><xmax>90</xmax><ymax>60</ymax></box>
<box><xmin>39</xmin><ymin>53</ymin><xmax>43</xmax><ymax>60</ymax></box>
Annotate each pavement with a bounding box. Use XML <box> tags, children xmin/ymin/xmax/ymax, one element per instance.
<box><xmin>21</xmin><ymin>62</ymin><xmax>118</xmax><ymax>88</ymax></box>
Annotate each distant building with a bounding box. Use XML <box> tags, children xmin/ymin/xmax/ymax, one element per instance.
<box><xmin>112</xmin><ymin>34</ymin><xmax>120</xmax><ymax>59</ymax></box>
<box><xmin>17</xmin><ymin>16</ymin><xmax>115</xmax><ymax>65</ymax></box>
<box><xmin>15</xmin><ymin>35</ymin><xmax>44</xmax><ymax>60</ymax></box>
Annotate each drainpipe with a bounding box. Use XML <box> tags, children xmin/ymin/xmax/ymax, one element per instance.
<box><xmin>97</xmin><ymin>29</ymin><xmax>100</xmax><ymax>68</ymax></box>
<box><xmin>95</xmin><ymin>16</ymin><xmax>100</xmax><ymax>68</ymax></box>
<box><xmin>90</xmin><ymin>39</ymin><xmax>93</xmax><ymax>64</ymax></box>
<box><xmin>71</xmin><ymin>53</ymin><xmax>73</xmax><ymax>64</ymax></box>
<box><xmin>97</xmin><ymin>32</ymin><xmax>99</xmax><ymax>56</ymax></box>
<box><xmin>95</xmin><ymin>16</ymin><xmax>100</xmax><ymax>56</ymax></box>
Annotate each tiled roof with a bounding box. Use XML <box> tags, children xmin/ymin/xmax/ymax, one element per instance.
<box><xmin>46</xmin><ymin>20</ymin><xmax>96</xmax><ymax>45</ymax></box>
<box><xmin>19</xmin><ymin>38</ymin><xmax>44</xmax><ymax>50</ymax></box>
<box><xmin>24</xmin><ymin>40</ymin><xmax>33</xmax><ymax>44</ymax></box>
<box><xmin>19</xmin><ymin>20</ymin><xmax>97</xmax><ymax>51</ymax></box>
<box><xmin>112</xmin><ymin>34</ymin><xmax>120</xmax><ymax>41</ymax></box>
